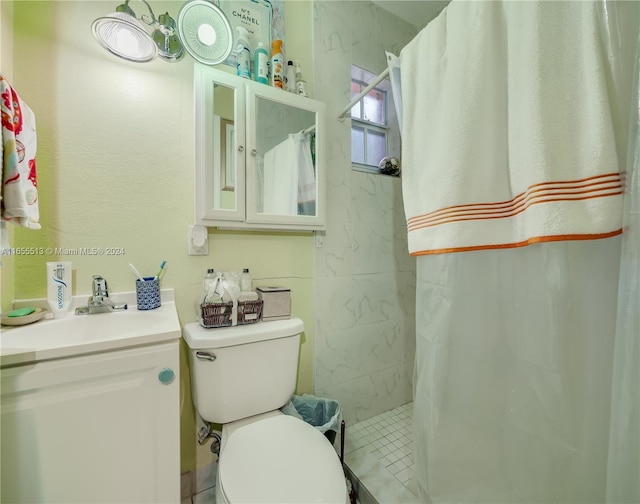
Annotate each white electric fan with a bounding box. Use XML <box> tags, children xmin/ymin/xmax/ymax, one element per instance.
<box><xmin>177</xmin><ymin>0</ymin><xmax>234</xmax><ymax>65</ymax></box>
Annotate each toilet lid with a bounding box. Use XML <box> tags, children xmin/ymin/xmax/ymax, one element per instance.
<box><xmin>219</xmin><ymin>415</ymin><xmax>347</xmax><ymax>503</ymax></box>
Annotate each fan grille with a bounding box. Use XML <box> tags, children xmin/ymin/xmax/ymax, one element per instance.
<box><xmin>178</xmin><ymin>1</ymin><xmax>233</xmax><ymax>65</ymax></box>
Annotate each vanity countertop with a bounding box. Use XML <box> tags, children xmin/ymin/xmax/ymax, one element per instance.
<box><xmin>0</xmin><ymin>289</ymin><xmax>181</xmax><ymax>368</ymax></box>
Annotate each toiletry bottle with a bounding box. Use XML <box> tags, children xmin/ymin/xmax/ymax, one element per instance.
<box><xmin>47</xmin><ymin>261</ymin><xmax>72</xmax><ymax>318</ymax></box>
<box><xmin>240</xmin><ymin>268</ymin><xmax>252</xmax><ymax>292</ymax></box>
<box><xmin>295</xmin><ymin>61</ymin><xmax>308</xmax><ymax>97</ymax></box>
<box><xmin>271</xmin><ymin>39</ymin><xmax>285</xmax><ymax>89</ymax></box>
<box><xmin>235</xmin><ymin>26</ymin><xmax>251</xmax><ymax>79</ymax></box>
<box><xmin>286</xmin><ymin>60</ymin><xmax>296</xmax><ymax>93</ymax></box>
<box><xmin>203</xmin><ymin>268</ymin><xmax>216</xmax><ymax>303</ymax></box>
<box><xmin>254</xmin><ymin>42</ymin><xmax>269</xmax><ymax>84</ymax></box>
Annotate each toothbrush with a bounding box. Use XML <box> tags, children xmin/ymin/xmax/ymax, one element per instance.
<box><xmin>155</xmin><ymin>260</ymin><xmax>167</xmax><ymax>280</ymax></box>
<box><xmin>128</xmin><ymin>263</ymin><xmax>145</xmax><ymax>282</ymax></box>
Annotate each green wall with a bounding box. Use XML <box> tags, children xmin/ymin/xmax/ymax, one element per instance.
<box><xmin>5</xmin><ymin>0</ymin><xmax>315</xmax><ymax>472</ymax></box>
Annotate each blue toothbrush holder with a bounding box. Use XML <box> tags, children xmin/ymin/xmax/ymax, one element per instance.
<box><xmin>136</xmin><ymin>277</ymin><xmax>161</xmax><ymax>310</ymax></box>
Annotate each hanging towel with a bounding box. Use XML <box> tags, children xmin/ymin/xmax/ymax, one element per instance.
<box><xmin>1</xmin><ymin>75</ymin><xmax>40</xmax><ymax>229</ymax></box>
<box><xmin>398</xmin><ymin>1</ymin><xmax>622</xmax><ymax>255</ymax></box>
<box><xmin>262</xmin><ymin>133</ymin><xmax>316</xmax><ymax>215</ymax></box>
<box><xmin>262</xmin><ymin>135</ymin><xmax>298</xmax><ymax>215</ymax></box>
<box><xmin>295</xmin><ymin>132</ymin><xmax>316</xmax><ymax>209</ymax></box>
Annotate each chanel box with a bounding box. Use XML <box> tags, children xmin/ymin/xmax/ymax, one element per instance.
<box><xmin>256</xmin><ymin>286</ymin><xmax>291</xmax><ymax>321</ymax></box>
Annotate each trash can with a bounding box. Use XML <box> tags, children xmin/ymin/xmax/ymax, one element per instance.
<box><xmin>281</xmin><ymin>394</ymin><xmax>342</xmax><ymax>444</ymax></box>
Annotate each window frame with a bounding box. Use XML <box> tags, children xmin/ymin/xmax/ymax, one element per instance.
<box><xmin>350</xmin><ymin>66</ymin><xmax>394</xmax><ymax>175</ymax></box>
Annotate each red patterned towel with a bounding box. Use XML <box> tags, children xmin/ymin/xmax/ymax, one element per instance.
<box><xmin>1</xmin><ymin>74</ymin><xmax>40</xmax><ymax>229</ymax></box>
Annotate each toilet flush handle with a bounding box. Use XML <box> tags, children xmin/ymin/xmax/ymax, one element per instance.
<box><xmin>196</xmin><ymin>351</ymin><xmax>217</xmax><ymax>362</ymax></box>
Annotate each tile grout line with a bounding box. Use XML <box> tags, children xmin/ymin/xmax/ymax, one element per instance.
<box><xmin>346</xmin><ymin>402</ymin><xmax>416</xmax><ymax>494</ymax></box>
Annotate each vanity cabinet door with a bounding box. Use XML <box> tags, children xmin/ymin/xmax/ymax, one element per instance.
<box><xmin>0</xmin><ymin>341</ymin><xmax>180</xmax><ymax>503</ymax></box>
<box><xmin>195</xmin><ymin>64</ymin><xmax>246</xmax><ymax>223</ymax></box>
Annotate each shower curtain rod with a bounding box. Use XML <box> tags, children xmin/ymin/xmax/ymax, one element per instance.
<box><xmin>301</xmin><ymin>124</ymin><xmax>316</xmax><ymax>135</ymax></box>
<box><xmin>338</xmin><ymin>67</ymin><xmax>390</xmax><ymax>120</ymax></box>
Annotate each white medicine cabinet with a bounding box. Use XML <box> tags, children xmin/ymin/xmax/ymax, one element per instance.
<box><xmin>194</xmin><ymin>64</ymin><xmax>326</xmax><ymax>230</ymax></box>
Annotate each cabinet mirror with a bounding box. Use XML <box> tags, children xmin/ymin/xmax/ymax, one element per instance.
<box><xmin>252</xmin><ymin>96</ymin><xmax>317</xmax><ymax>218</ymax></box>
<box><xmin>209</xmin><ymin>75</ymin><xmax>242</xmax><ymax>217</ymax></box>
<box><xmin>215</xmin><ymin>87</ymin><xmax>235</xmax><ymax>202</ymax></box>
<box><xmin>195</xmin><ymin>66</ymin><xmax>245</xmax><ymax>223</ymax></box>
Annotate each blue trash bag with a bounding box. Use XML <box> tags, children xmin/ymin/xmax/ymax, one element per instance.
<box><xmin>281</xmin><ymin>394</ymin><xmax>342</xmax><ymax>444</ymax></box>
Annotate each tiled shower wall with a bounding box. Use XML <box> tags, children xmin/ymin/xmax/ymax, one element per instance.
<box><xmin>312</xmin><ymin>1</ymin><xmax>418</xmax><ymax>427</ymax></box>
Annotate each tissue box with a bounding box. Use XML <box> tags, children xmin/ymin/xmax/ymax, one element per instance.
<box><xmin>256</xmin><ymin>287</ymin><xmax>291</xmax><ymax>321</ymax></box>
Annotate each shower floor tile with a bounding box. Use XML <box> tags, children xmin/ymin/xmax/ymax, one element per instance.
<box><xmin>345</xmin><ymin>402</ymin><xmax>420</xmax><ymax>503</ymax></box>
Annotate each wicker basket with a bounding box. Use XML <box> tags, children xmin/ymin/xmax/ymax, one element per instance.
<box><xmin>200</xmin><ymin>299</ymin><xmax>264</xmax><ymax>328</ymax></box>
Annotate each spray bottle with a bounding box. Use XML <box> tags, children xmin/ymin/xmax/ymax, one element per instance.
<box><xmin>295</xmin><ymin>61</ymin><xmax>308</xmax><ymax>97</ymax></box>
<box><xmin>271</xmin><ymin>39</ymin><xmax>285</xmax><ymax>89</ymax></box>
<box><xmin>235</xmin><ymin>26</ymin><xmax>251</xmax><ymax>79</ymax></box>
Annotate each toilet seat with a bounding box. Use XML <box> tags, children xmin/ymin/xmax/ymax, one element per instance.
<box><xmin>218</xmin><ymin>415</ymin><xmax>347</xmax><ymax>503</ymax></box>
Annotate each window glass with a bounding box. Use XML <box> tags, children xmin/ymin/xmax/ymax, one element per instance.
<box><xmin>367</xmin><ymin>130</ymin><xmax>386</xmax><ymax>166</ymax></box>
<box><xmin>363</xmin><ymin>89</ymin><xmax>385</xmax><ymax>125</ymax></box>
<box><xmin>350</xmin><ymin>81</ymin><xmax>362</xmax><ymax>118</ymax></box>
<box><xmin>351</xmin><ymin>126</ymin><xmax>365</xmax><ymax>164</ymax></box>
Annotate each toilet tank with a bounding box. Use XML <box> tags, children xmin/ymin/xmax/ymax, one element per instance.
<box><xmin>183</xmin><ymin>319</ymin><xmax>303</xmax><ymax>424</ymax></box>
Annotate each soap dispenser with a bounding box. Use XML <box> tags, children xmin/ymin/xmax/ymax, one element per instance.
<box><xmin>203</xmin><ymin>268</ymin><xmax>217</xmax><ymax>303</ymax></box>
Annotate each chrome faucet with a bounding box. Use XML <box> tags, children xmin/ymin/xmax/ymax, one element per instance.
<box><xmin>75</xmin><ymin>275</ymin><xmax>127</xmax><ymax>315</ymax></box>
<box><xmin>92</xmin><ymin>275</ymin><xmax>109</xmax><ymax>299</ymax></box>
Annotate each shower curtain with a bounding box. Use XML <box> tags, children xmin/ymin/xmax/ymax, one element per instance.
<box><xmin>393</xmin><ymin>1</ymin><xmax>640</xmax><ymax>502</ymax></box>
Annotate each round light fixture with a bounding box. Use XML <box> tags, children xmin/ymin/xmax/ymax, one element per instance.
<box><xmin>92</xmin><ymin>10</ymin><xmax>158</xmax><ymax>63</ymax></box>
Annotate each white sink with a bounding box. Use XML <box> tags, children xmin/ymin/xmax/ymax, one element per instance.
<box><xmin>0</xmin><ymin>289</ymin><xmax>181</xmax><ymax>367</ymax></box>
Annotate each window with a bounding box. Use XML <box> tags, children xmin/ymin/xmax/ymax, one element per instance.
<box><xmin>350</xmin><ymin>65</ymin><xmax>400</xmax><ymax>175</ymax></box>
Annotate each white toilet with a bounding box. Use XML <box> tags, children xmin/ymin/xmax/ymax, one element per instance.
<box><xmin>183</xmin><ymin>318</ymin><xmax>348</xmax><ymax>504</ymax></box>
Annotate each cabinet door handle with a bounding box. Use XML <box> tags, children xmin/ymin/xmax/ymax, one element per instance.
<box><xmin>251</xmin><ymin>149</ymin><xmax>257</xmax><ymax>157</ymax></box>
<box><xmin>196</xmin><ymin>351</ymin><xmax>217</xmax><ymax>362</ymax></box>
<box><xmin>238</xmin><ymin>145</ymin><xmax>244</xmax><ymax>153</ymax></box>
<box><xmin>158</xmin><ymin>367</ymin><xmax>175</xmax><ymax>384</ymax></box>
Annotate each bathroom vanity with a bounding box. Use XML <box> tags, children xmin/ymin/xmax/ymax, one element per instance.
<box><xmin>0</xmin><ymin>290</ymin><xmax>181</xmax><ymax>503</ymax></box>
<box><xmin>194</xmin><ymin>64</ymin><xmax>326</xmax><ymax>231</ymax></box>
